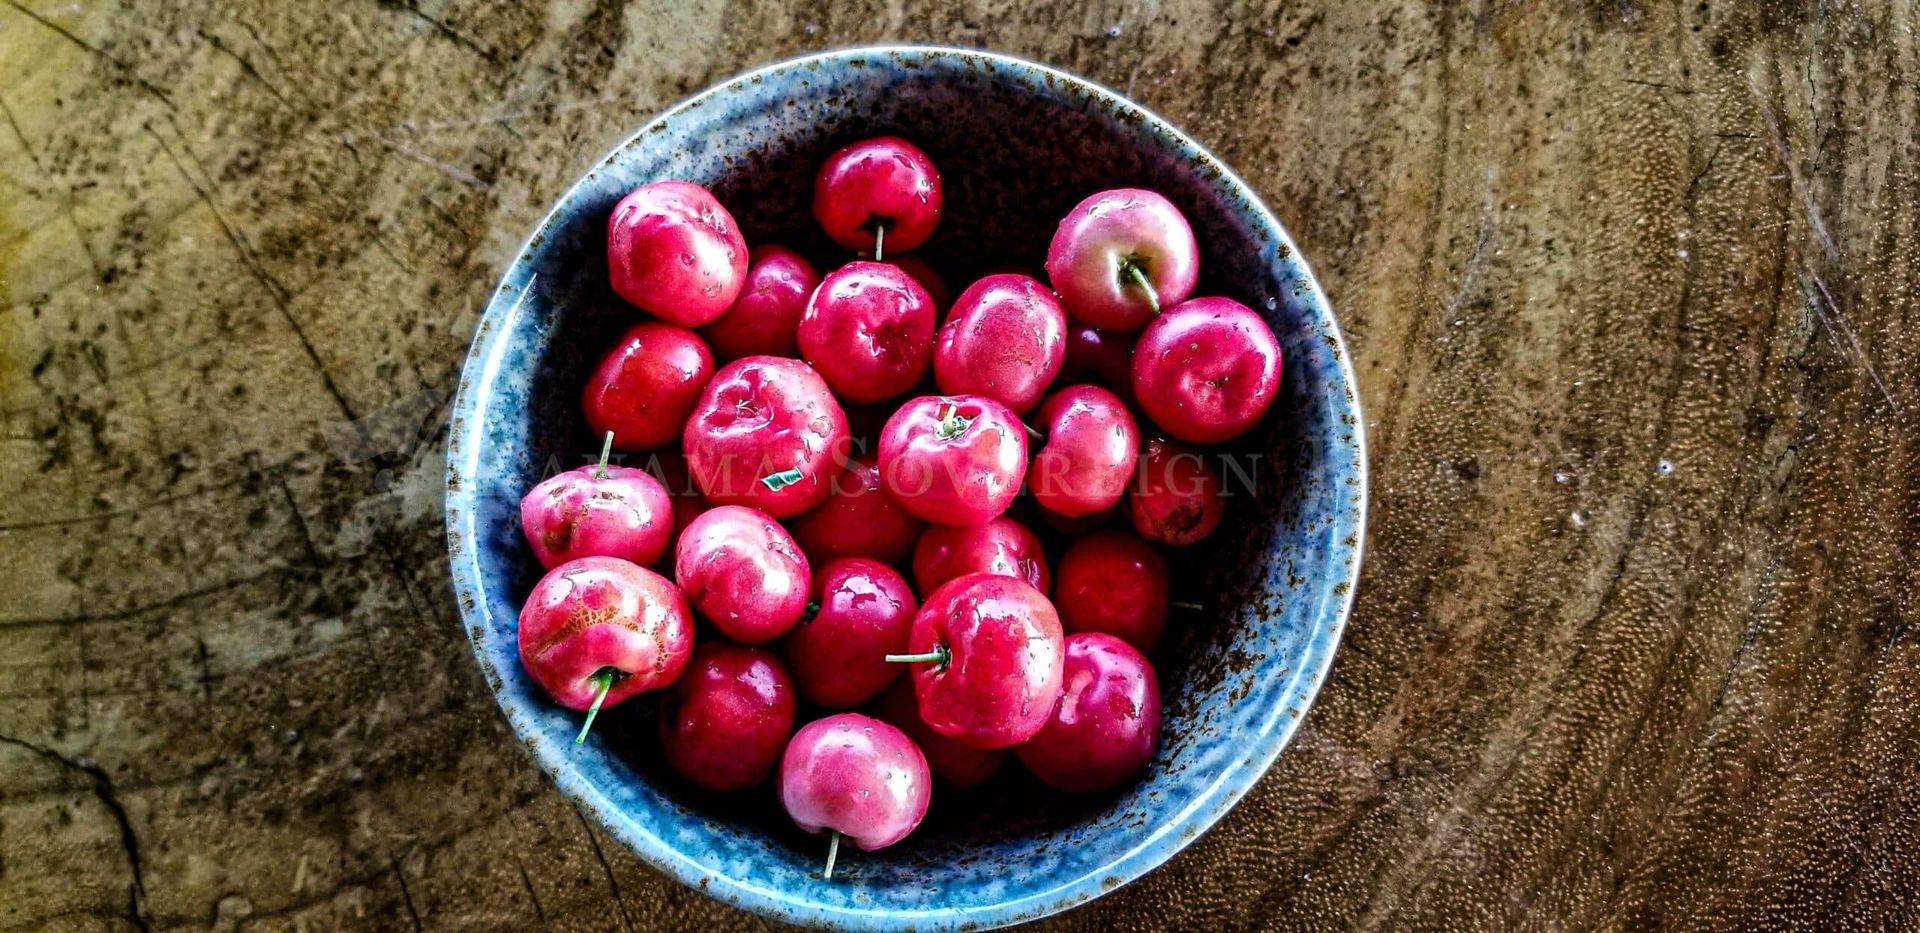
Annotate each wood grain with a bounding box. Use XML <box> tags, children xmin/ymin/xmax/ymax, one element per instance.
<box><xmin>2</xmin><ymin>1</ymin><xmax>1916</xmax><ymax>929</ymax></box>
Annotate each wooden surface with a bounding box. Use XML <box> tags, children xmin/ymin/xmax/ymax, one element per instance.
<box><xmin>3</xmin><ymin>1</ymin><xmax>1917</xmax><ymax>929</ymax></box>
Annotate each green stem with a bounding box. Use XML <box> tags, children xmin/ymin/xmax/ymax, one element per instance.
<box><xmin>1023</xmin><ymin>420</ymin><xmax>1044</xmax><ymax>443</ymax></box>
<box><xmin>594</xmin><ymin>430</ymin><xmax>615</xmax><ymax>479</ymax></box>
<box><xmin>801</xmin><ymin>601</ymin><xmax>822</xmax><ymax>624</ymax></box>
<box><xmin>824</xmin><ymin>830</ymin><xmax>841</xmax><ymax>880</ymax></box>
<box><xmin>934</xmin><ymin>403</ymin><xmax>973</xmax><ymax>441</ymax></box>
<box><xmin>884</xmin><ymin>645</ymin><xmax>951</xmax><ymax>671</ymax></box>
<box><xmin>1121</xmin><ymin>260</ymin><xmax>1161</xmax><ymax>315</ymax></box>
<box><xmin>574</xmin><ymin>669</ymin><xmax>616</xmax><ymax>745</ymax></box>
<box><xmin>1169</xmin><ymin>600</ymin><xmax>1205</xmax><ymax>611</ymax></box>
<box><xmin>873</xmin><ymin>223</ymin><xmax>886</xmax><ymax>263</ymax></box>
<box><xmin>761</xmin><ymin>468</ymin><xmax>805</xmax><ymax>492</ymax></box>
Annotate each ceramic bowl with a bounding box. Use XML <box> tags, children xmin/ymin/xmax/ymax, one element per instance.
<box><xmin>446</xmin><ymin>45</ymin><xmax>1366</xmax><ymax>931</ymax></box>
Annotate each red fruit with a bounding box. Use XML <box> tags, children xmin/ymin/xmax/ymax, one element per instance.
<box><xmin>700</xmin><ymin>245</ymin><xmax>819</xmax><ymax>361</ymax></box>
<box><xmin>1044</xmin><ymin>188</ymin><xmax>1199</xmax><ymax>332</ymax></box>
<box><xmin>812</xmin><ymin>137</ymin><xmax>943</xmax><ymax>255</ymax></box>
<box><xmin>878</xmin><ymin>395</ymin><xmax>1028</xmax><ymax>527</ymax></box>
<box><xmin>786</xmin><ymin>452</ymin><xmax>925</xmax><ymax>567</ymax></box>
<box><xmin>1129</xmin><ymin>438</ymin><xmax>1225</xmax><ymax>546</ymax></box>
<box><xmin>1029</xmin><ymin>384</ymin><xmax>1139</xmax><ymax>519</ymax></box>
<box><xmin>872</xmin><ymin>680</ymin><xmax>1005</xmax><ymax>789</ymax></box>
<box><xmin>607</xmin><ymin>181</ymin><xmax>747</xmax><ymax>326</ymax></box>
<box><xmin>896</xmin><ymin>573</ymin><xmax>1065</xmax><ymax>750</ymax></box>
<box><xmin>911</xmin><ymin>516</ymin><xmax>1049</xmax><ymax>596</ymax></box>
<box><xmin>1053</xmin><ymin>531</ymin><xmax>1169</xmax><ymax>652</ymax></box>
<box><xmin>674</xmin><ymin>505</ymin><xmax>811</xmax><ymax>644</ymax></box>
<box><xmin>932</xmin><ymin>274</ymin><xmax>1068</xmax><ymax>415</ymax></box>
<box><xmin>659</xmin><ymin>643</ymin><xmax>798</xmax><ymax>792</ymax></box>
<box><xmin>520</xmin><ymin>461</ymin><xmax>674</xmax><ymax>569</ymax></box>
<box><xmin>1132</xmin><ymin>297</ymin><xmax>1282</xmax><ymax>443</ymax></box>
<box><xmin>1062</xmin><ymin>324</ymin><xmax>1136</xmax><ymax>404</ymax></box>
<box><xmin>889</xmin><ymin>254</ymin><xmax>950</xmax><ymax>312</ymax></box>
<box><xmin>778</xmin><ymin>713</ymin><xmax>931</xmax><ymax>868</ymax></box>
<box><xmin>782</xmin><ymin>558</ymin><xmax>918</xmax><ymax>709</ymax></box>
<box><xmin>1014</xmin><ymin>633</ymin><xmax>1161</xmax><ymax>793</ymax></box>
<box><xmin>517</xmin><ymin>557</ymin><xmax>693</xmax><ymax>722</ymax></box>
<box><xmin>799</xmin><ymin>261</ymin><xmax>936</xmax><ymax>404</ymax></box>
<box><xmin>684</xmin><ymin>356</ymin><xmax>850</xmax><ymax>518</ymax></box>
<box><xmin>582</xmin><ymin>323</ymin><xmax>716</xmax><ymax>452</ymax></box>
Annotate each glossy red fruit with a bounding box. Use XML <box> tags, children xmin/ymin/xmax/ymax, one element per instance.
<box><xmin>684</xmin><ymin>356</ymin><xmax>850</xmax><ymax>518</ymax></box>
<box><xmin>911</xmin><ymin>516</ymin><xmax>1049</xmax><ymax>596</ymax></box>
<box><xmin>783</xmin><ymin>558</ymin><xmax>918</xmax><ymax>709</ymax></box>
<box><xmin>700</xmin><ymin>245</ymin><xmax>819</xmax><ymax>361</ymax></box>
<box><xmin>520</xmin><ymin>460</ymin><xmax>674</xmax><ymax>570</ymax></box>
<box><xmin>889</xmin><ymin>254</ymin><xmax>950</xmax><ymax>313</ymax></box>
<box><xmin>1015</xmin><ymin>633</ymin><xmax>1162</xmax><ymax>794</ymax></box>
<box><xmin>517</xmin><ymin>556</ymin><xmax>693</xmax><ymax>714</ymax></box>
<box><xmin>897</xmin><ymin>573</ymin><xmax>1065</xmax><ymax>750</ymax></box>
<box><xmin>1129</xmin><ymin>438</ymin><xmax>1225</xmax><ymax>546</ymax></box>
<box><xmin>932</xmin><ymin>274</ymin><xmax>1069</xmax><ymax>415</ymax></box>
<box><xmin>812</xmin><ymin>137</ymin><xmax>943</xmax><ymax>255</ymax></box>
<box><xmin>1132</xmin><ymin>297</ymin><xmax>1283</xmax><ymax>443</ymax></box>
<box><xmin>582</xmin><ymin>323</ymin><xmax>716</xmax><ymax>452</ymax></box>
<box><xmin>799</xmin><ymin>261</ymin><xmax>936</xmax><ymax>405</ymax></box>
<box><xmin>872</xmin><ymin>680</ymin><xmax>1004</xmax><ymax>789</ymax></box>
<box><xmin>786</xmin><ymin>452</ymin><xmax>924</xmax><ymax>567</ymax></box>
<box><xmin>674</xmin><ymin>505</ymin><xmax>811</xmax><ymax>643</ymax></box>
<box><xmin>1053</xmin><ymin>531</ymin><xmax>1169</xmax><ymax>652</ymax></box>
<box><xmin>608</xmin><ymin>181</ymin><xmax>748</xmax><ymax>326</ymax></box>
<box><xmin>877</xmin><ymin>395</ymin><xmax>1028</xmax><ymax>527</ymax></box>
<box><xmin>1045</xmin><ymin>188</ymin><xmax>1199</xmax><ymax>332</ymax></box>
<box><xmin>1062</xmin><ymin>324</ymin><xmax>1136</xmax><ymax>405</ymax></box>
<box><xmin>659</xmin><ymin>643</ymin><xmax>798</xmax><ymax>792</ymax></box>
<box><xmin>779</xmin><ymin>713</ymin><xmax>931</xmax><ymax>866</ymax></box>
<box><xmin>1029</xmin><ymin>384</ymin><xmax>1139</xmax><ymax>519</ymax></box>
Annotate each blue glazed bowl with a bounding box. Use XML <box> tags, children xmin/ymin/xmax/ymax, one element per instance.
<box><xmin>446</xmin><ymin>46</ymin><xmax>1366</xmax><ymax>931</ymax></box>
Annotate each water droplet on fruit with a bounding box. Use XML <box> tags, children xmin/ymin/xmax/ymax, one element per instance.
<box><xmin>680</xmin><ymin>252</ymin><xmax>696</xmax><ymax>267</ymax></box>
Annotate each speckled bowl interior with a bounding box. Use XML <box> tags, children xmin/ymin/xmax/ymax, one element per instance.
<box><xmin>446</xmin><ymin>46</ymin><xmax>1366</xmax><ymax>931</ymax></box>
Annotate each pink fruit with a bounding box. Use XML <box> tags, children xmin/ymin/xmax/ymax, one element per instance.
<box><xmin>877</xmin><ymin>395</ymin><xmax>1028</xmax><ymax>527</ymax></box>
<box><xmin>1128</xmin><ymin>438</ymin><xmax>1225</xmax><ymax>546</ymax></box>
<box><xmin>607</xmin><ymin>181</ymin><xmax>747</xmax><ymax>326</ymax></box>
<box><xmin>700</xmin><ymin>245</ymin><xmax>819</xmax><ymax>361</ymax></box>
<box><xmin>1052</xmin><ymin>531</ymin><xmax>1169</xmax><ymax>652</ymax></box>
<box><xmin>812</xmin><ymin>137</ymin><xmax>943</xmax><ymax>255</ymax></box>
<box><xmin>1014</xmin><ymin>633</ymin><xmax>1161</xmax><ymax>793</ymax></box>
<box><xmin>782</xmin><ymin>558</ymin><xmax>918</xmax><ymax>709</ymax></box>
<box><xmin>1132</xmin><ymin>297</ymin><xmax>1282</xmax><ymax>443</ymax></box>
<box><xmin>519</xmin><ymin>452</ymin><xmax>674</xmax><ymax>570</ymax></box>
<box><xmin>674</xmin><ymin>505</ymin><xmax>810</xmax><ymax>644</ymax></box>
<box><xmin>799</xmin><ymin>261</ymin><xmax>936</xmax><ymax>405</ymax></box>
<box><xmin>517</xmin><ymin>557</ymin><xmax>694</xmax><ymax>741</ymax></box>
<box><xmin>684</xmin><ymin>356</ymin><xmax>850</xmax><ymax>518</ymax></box>
<box><xmin>1044</xmin><ymin>188</ymin><xmax>1199</xmax><ymax>332</ymax></box>
<box><xmin>659</xmin><ymin>643</ymin><xmax>797</xmax><ymax>792</ymax></box>
<box><xmin>893</xmin><ymin>573</ymin><xmax>1065</xmax><ymax>750</ymax></box>
<box><xmin>778</xmin><ymin>713</ymin><xmax>931</xmax><ymax>877</ymax></box>
<box><xmin>1029</xmin><ymin>384</ymin><xmax>1139</xmax><ymax>519</ymax></box>
<box><xmin>786</xmin><ymin>452</ymin><xmax>925</xmax><ymax>567</ymax></box>
<box><xmin>911</xmin><ymin>516</ymin><xmax>1049</xmax><ymax>596</ymax></box>
<box><xmin>932</xmin><ymin>274</ymin><xmax>1068</xmax><ymax>415</ymax></box>
<box><xmin>582</xmin><ymin>322</ymin><xmax>715</xmax><ymax>452</ymax></box>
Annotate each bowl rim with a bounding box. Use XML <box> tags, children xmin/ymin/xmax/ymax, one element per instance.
<box><xmin>446</xmin><ymin>43</ymin><xmax>1369</xmax><ymax>931</ymax></box>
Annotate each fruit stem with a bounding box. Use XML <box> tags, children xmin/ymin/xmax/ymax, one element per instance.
<box><xmin>594</xmin><ymin>430</ymin><xmax>615</xmax><ymax>479</ymax></box>
<box><xmin>760</xmin><ymin>468</ymin><xmax>805</xmax><ymax>492</ymax></box>
<box><xmin>1023</xmin><ymin>420</ymin><xmax>1044</xmax><ymax>443</ymax></box>
<box><xmin>1170</xmin><ymin>600</ymin><xmax>1205</xmax><ymax>611</ymax></box>
<box><xmin>824</xmin><ymin>830</ymin><xmax>841</xmax><ymax>880</ymax></box>
<box><xmin>802</xmin><ymin>601</ymin><xmax>822</xmax><ymax>624</ymax></box>
<box><xmin>884</xmin><ymin>645</ymin><xmax>951</xmax><ymax>671</ymax></box>
<box><xmin>934</xmin><ymin>403</ymin><xmax>973</xmax><ymax>441</ymax></box>
<box><xmin>1121</xmin><ymin>260</ymin><xmax>1161</xmax><ymax>315</ymax></box>
<box><xmin>873</xmin><ymin>223</ymin><xmax>886</xmax><ymax>263</ymax></box>
<box><xmin>574</xmin><ymin>669</ymin><xmax>616</xmax><ymax>745</ymax></box>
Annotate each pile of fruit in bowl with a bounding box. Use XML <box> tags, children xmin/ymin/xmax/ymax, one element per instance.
<box><xmin>446</xmin><ymin>46</ymin><xmax>1366</xmax><ymax>929</ymax></box>
<box><xmin>512</xmin><ymin>135</ymin><xmax>1283</xmax><ymax>877</ymax></box>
